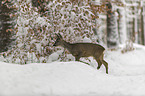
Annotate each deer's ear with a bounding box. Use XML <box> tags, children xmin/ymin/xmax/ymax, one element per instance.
<box><xmin>58</xmin><ymin>33</ymin><xmax>63</xmax><ymax>39</ymax></box>
<box><xmin>55</xmin><ymin>33</ymin><xmax>59</xmax><ymax>37</ymax></box>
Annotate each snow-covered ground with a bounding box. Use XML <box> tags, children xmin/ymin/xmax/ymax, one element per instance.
<box><xmin>1</xmin><ymin>44</ymin><xmax>145</xmax><ymax>96</ymax></box>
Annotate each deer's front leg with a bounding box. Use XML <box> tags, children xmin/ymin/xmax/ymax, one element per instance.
<box><xmin>73</xmin><ymin>53</ymin><xmax>81</xmax><ymax>61</ymax></box>
<box><xmin>75</xmin><ymin>56</ymin><xmax>81</xmax><ymax>61</ymax></box>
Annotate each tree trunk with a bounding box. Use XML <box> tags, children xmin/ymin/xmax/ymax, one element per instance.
<box><xmin>141</xmin><ymin>6</ymin><xmax>144</xmax><ymax>45</ymax></box>
<box><xmin>138</xmin><ymin>2</ymin><xmax>144</xmax><ymax>45</ymax></box>
<box><xmin>133</xmin><ymin>5</ymin><xmax>138</xmax><ymax>43</ymax></box>
<box><xmin>106</xmin><ymin>1</ymin><xmax>118</xmax><ymax>48</ymax></box>
<box><xmin>0</xmin><ymin>1</ymin><xmax>16</xmax><ymax>52</ymax></box>
<box><xmin>117</xmin><ymin>8</ymin><xmax>127</xmax><ymax>44</ymax></box>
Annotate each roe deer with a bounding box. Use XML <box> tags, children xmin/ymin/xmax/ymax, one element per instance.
<box><xmin>53</xmin><ymin>33</ymin><xmax>108</xmax><ymax>74</ymax></box>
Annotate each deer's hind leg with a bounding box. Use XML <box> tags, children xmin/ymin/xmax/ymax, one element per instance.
<box><xmin>100</xmin><ymin>53</ymin><xmax>108</xmax><ymax>74</ymax></box>
<box><xmin>101</xmin><ymin>60</ymin><xmax>108</xmax><ymax>74</ymax></box>
<box><xmin>94</xmin><ymin>57</ymin><xmax>102</xmax><ymax>70</ymax></box>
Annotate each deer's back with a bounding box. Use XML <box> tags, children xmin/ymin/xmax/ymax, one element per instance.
<box><xmin>70</xmin><ymin>43</ymin><xmax>105</xmax><ymax>57</ymax></box>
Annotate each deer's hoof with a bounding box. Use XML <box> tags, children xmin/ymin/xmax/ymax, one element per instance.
<box><xmin>97</xmin><ymin>67</ymin><xmax>100</xmax><ymax>70</ymax></box>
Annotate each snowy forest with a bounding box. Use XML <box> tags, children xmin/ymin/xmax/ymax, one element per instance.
<box><xmin>1</xmin><ymin>0</ymin><xmax>145</xmax><ymax>96</ymax></box>
<box><xmin>0</xmin><ymin>0</ymin><xmax>144</xmax><ymax>64</ymax></box>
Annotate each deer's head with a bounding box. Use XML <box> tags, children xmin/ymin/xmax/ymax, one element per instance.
<box><xmin>53</xmin><ymin>33</ymin><xmax>63</xmax><ymax>46</ymax></box>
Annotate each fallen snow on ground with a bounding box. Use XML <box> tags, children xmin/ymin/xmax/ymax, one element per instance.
<box><xmin>1</xmin><ymin>44</ymin><xmax>145</xmax><ymax>96</ymax></box>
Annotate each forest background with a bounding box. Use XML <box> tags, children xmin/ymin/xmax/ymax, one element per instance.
<box><xmin>0</xmin><ymin>0</ymin><xmax>145</xmax><ymax>64</ymax></box>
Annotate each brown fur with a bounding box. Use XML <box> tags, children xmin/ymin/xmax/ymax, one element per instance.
<box><xmin>53</xmin><ymin>34</ymin><xmax>108</xmax><ymax>74</ymax></box>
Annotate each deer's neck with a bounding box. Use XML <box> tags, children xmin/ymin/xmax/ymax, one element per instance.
<box><xmin>62</xmin><ymin>40</ymin><xmax>72</xmax><ymax>49</ymax></box>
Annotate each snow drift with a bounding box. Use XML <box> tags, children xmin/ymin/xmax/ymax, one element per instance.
<box><xmin>1</xmin><ymin>44</ymin><xmax>145</xmax><ymax>96</ymax></box>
